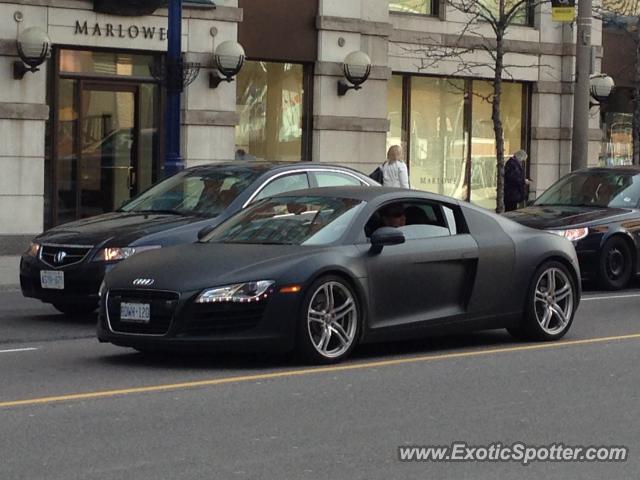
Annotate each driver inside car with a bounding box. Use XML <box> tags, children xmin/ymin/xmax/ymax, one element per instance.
<box><xmin>380</xmin><ymin>203</ymin><xmax>406</xmax><ymax>228</ymax></box>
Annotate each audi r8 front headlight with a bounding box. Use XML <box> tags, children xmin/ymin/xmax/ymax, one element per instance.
<box><xmin>547</xmin><ymin>228</ymin><xmax>589</xmax><ymax>242</ymax></box>
<box><xmin>195</xmin><ymin>280</ymin><xmax>275</xmax><ymax>304</ymax></box>
<box><xmin>93</xmin><ymin>245</ymin><xmax>161</xmax><ymax>262</ymax></box>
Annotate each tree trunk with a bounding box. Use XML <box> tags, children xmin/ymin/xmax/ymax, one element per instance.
<box><xmin>493</xmin><ymin>30</ymin><xmax>506</xmax><ymax>213</ymax></box>
<box><xmin>633</xmin><ymin>21</ymin><xmax>640</xmax><ymax>165</ymax></box>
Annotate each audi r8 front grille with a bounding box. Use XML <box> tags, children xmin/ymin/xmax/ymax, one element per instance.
<box><xmin>106</xmin><ymin>289</ymin><xmax>179</xmax><ymax>335</ymax></box>
<box><xmin>180</xmin><ymin>301</ymin><xmax>267</xmax><ymax>335</ymax></box>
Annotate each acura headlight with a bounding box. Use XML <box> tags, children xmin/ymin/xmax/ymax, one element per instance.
<box><xmin>195</xmin><ymin>280</ymin><xmax>275</xmax><ymax>304</ymax></box>
<box><xmin>26</xmin><ymin>242</ymin><xmax>40</xmax><ymax>257</ymax></box>
<box><xmin>93</xmin><ymin>245</ymin><xmax>161</xmax><ymax>262</ymax></box>
<box><xmin>547</xmin><ymin>228</ymin><xmax>589</xmax><ymax>242</ymax></box>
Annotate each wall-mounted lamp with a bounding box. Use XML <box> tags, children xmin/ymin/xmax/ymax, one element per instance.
<box><xmin>13</xmin><ymin>26</ymin><xmax>51</xmax><ymax>79</ymax></box>
<box><xmin>589</xmin><ymin>73</ymin><xmax>615</xmax><ymax>108</ymax></box>
<box><xmin>209</xmin><ymin>40</ymin><xmax>245</xmax><ymax>89</ymax></box>
<box><xmin>337</xmin><ymin>51</ymin><xmax>371</xmax><ymax>96</ymax></box>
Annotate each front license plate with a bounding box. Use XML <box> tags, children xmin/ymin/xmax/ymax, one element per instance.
<box><xmin>40</xmin><ymin>270</ymin><xmax>64</xmax><ymax>290</ymax></box>
<box><xmin>120</xmin><ymin>302</ymin><xmax>151</xmax><ymax>324</ymax></box>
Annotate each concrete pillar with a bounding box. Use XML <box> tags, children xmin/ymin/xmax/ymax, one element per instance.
<box><xmin>313</xmin><ymin>0</ymin><xmax>391</xmax><ymax>172</ymax></box>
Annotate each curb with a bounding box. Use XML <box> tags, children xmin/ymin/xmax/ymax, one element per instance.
<box><xmin>0</xmin><ymin>284</ymin><xmax>20</xmax><ymax>292</ymax></box>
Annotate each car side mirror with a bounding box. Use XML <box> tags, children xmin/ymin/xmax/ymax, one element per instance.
<box><xmin>370</xmin><ymin>227</ymin><xmax>405</xmax><ymax>254</ymax></box>
<box><xmin>197</xmin><ymin>225</ymin><xmax>215</xmax><ymax>241</ymax></box>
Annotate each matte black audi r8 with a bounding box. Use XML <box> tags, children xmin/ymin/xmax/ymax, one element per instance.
<box><xmin>505</xmin><ymin>167</ymin><xmax>640</xmax><ymax>290</ymax></box>
<box><xmin>20</xmin><ymin>162</ymin><xmax>376</xmax><ymax>314</ymax></box>
<box><xmin>98</xmin><ymin>187</ymin><xmax>581</xmax><ymax>364</ymax></box>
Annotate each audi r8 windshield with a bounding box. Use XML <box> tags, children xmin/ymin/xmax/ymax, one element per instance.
<box><xmin>203</xmin><ymin>196</ymin><xmax>365</xmax><ymax>246</ymax></box>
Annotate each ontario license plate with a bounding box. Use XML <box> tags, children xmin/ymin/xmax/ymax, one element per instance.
<box><xmin>120</xmin><ymin>302</ymin><xmax>151</xmax><ymax>323</ymax></box>
<box><xmin>40</xmin><ymin>270</ymin><xmax>64</xmax><ymax>290</ymax></box>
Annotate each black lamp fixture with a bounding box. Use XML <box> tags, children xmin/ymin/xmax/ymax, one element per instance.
<box><xmin>13</xmin><ymin>26</ymin><xmax>51</xmax><ymax>79</ymax></box>
<box><xmin>209</xmin><ymin>40</ymin><xmax>245</xmax><ymax>88</ymax></box>
<box><xmin>337</xmin><ymin>50</ymin><xmax>372</xmax><ymax>96</ymax></box>
<box><xmin>589</xmin><ymin>73</ymin><xmax>615</xmax><ymax>108</ymax></box>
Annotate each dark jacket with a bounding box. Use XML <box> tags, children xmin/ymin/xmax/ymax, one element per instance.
<box><xmin>504</xmin><ymin>157</ymin><xmax>526</xmax><ymax>204</ymax></box>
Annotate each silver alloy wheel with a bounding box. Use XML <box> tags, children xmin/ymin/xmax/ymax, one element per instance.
<box><xmin>534</xmin><ymin>267</ymin><xmax>574</xmax><ymax>335</ymax></box>
<box><xmin>307</xmin><ymin>281</ymin><xmax>358</xmax><ymax>359</ymax></box>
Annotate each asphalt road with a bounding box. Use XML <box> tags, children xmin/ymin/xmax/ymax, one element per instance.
<box><xmin>1</xmin><ymin>286</ymin><xmax>639</xmax><ymax>479</ymax></box>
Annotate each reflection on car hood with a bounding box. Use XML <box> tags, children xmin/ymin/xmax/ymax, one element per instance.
<box><xmin>504</xmin><ymin>205</ymin><xmax>634</xmax><ymax>229</ymax></box>
<box><xmin>106</xmin><ymin>242</ymin><xmax>325</xmax><ymax>292</ymax></box>
<box><xmin>36</xmin><ymin>212</ymin><xmax>208</xmax><ymax>247</ymax></box>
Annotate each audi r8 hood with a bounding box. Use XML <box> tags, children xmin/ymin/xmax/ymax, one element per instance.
<box><xmin>103</xmin><ymin>242</ymin><xmax>330</xmax><ymax>293</ymax></box>
<box><xmin>504</xmin><ymin>205</ymin><xmax>634</xmax><ymax>229</ymax></box>
<box><xmin>34</xmin><ymin>211</ymin><xmax>215</xmax><ymax>248</ymax></box>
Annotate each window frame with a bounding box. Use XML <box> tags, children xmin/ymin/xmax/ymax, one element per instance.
<box><xmin>234</xmin><ymin>59</ymin><xmax>314</xmax><ymax>162</ymax></box>
<box><xmin>476</xmin><ymin>0</ymin><xmax>535</xmax><ymax>28</ymax></box>
<box><xmin>389</xmin><ymin>0</ymin><xmax>440</xmax><ymax>17</ymax></box>
<box><xmin>310</xmin><ymin>169</ymin><xmax>369</xmax><ymax>188</ymax></box>
<box><xmin>362</xmin><ymin>199</ymin><xmax>468</xmax><ymax>241</ymax></box>
<box><xmin>246</xmin><ymin>171</ymin><xmax>311</xmax><ymax>205</ymax></box>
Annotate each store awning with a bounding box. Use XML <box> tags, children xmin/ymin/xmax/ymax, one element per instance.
<box><xmin>93</xmin><ymin>0</ymin><xmax>216</xmax><ymax>16</ymax></box>
<box><xmin>184</xmin><ymin>0</ymin><xmax>216</xmax><ymax>6</ymax></box>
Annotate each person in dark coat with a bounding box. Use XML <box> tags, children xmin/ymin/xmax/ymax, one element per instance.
<box><xmin>504</xmin><ymin>150</ymin><xmax>530</xmax><ymax>211</ymax></box>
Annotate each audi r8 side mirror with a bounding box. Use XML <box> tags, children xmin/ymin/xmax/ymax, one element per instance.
<box><xmin>197</xmin><ymin>225</ymin><xmax>216</xmax><ymax>241</ymax></box>
<box><xmin>370</xmin><ymin>227</ymin><xmax>405</xmax><ymax>254</ymax></box>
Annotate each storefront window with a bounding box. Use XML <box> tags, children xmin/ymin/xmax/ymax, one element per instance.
<box><xmin>59</xmin><ymin>50</ymin><xmax>155</xmax><ymax>77</ymax></box>
<box><xmin>602</xmin><ymin>112</ymin><xmax>633</xmax><ymax>166</ymax></box>
<box><xmin>390</xmin><ymin>0</ymin><xmax>436</xmax><ymax>15</ymax></box>
<box><xmin>479</xmin><ymin>0</ymin><xmax>530</xmax><ymax>25</ymax></box>
<box><xmin>235</xmin><ymin>61</ymin><xmax>305</xmax><ymax>162</ymax></box>
<box><xmin>388</xmin><ymin>74</ymin><xmax>527</xmax><ymax>209</ymax></box>
<box><xmin>600</xmin><ymin>88</ymin><xmax>634</xmax><ymax>166</ymax></box>
<box><xmin>409</xmin><ymin>77</ymin><xmax>467</xmax><ymax>199</ymax></box>
<box><xmin>470</xmin><ymin>81</ymin><xmax>524</xmax><ymax>209</ymax></box>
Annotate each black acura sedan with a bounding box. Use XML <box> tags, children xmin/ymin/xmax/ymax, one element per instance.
<box><xmin>20</xmin><ymin>163</ymin><xmax>376</xmax><ymax>314</ymax></box>
<box><xmin>505</xmin><ymin>167</ymin><xmax>640</xmax><ymax>290</ymax></box>
<box><xmin>98</xmin><ymin>187</ymin><xmax>581</xmax><ymax>364</ymax></box>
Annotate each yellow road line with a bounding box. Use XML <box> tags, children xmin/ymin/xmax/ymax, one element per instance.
<box><xmin>2</xmin><ymin>332</ymin><xmax>640</xmax><ymax>409</ymax></box>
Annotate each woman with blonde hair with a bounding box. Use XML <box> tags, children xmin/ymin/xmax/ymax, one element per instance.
<box><xmin>381</xmin><ymin>145</ymin><xmax>410</xmax><ymax>188</ymax></box>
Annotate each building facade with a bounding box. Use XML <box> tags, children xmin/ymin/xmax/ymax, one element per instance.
<box><xmin>0</xmin><ymin>0</ymin><xmax>603</xmax><ymax>253</ymax></box>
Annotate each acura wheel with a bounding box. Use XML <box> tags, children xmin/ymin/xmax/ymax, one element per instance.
<box><xmin>598</xmin><ymin>236</ymin><xmax>632</xmax><ymax>291</ymax></box>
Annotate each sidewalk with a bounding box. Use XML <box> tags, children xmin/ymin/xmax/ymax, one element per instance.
<box><xmin>0</xmin><ymin>256</ymin><xmax>20</xmax><ymax>291</ymax></box>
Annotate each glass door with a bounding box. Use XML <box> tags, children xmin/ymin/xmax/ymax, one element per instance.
<box><xmin>79</xmin><ymin>84</ymin><xmax>137</xmax><ymax>218</ymax></box>
<box><xmin>54</xmin><ymin>80</ymin><xmax>158</xmax><ymax>223</ymax></box>
<box><xmin>51</xmin><ymin>48</ymin><xmax>160</xmax><ymax>226</ymax></box>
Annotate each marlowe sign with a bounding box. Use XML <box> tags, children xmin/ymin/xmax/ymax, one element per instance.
<box><xmin>74</xmin><ymin>20</ymin><xmax>168</xmax><ymax>41</ymax></box>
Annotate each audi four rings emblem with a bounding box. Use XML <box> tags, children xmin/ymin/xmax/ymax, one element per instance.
<box><xmin>133</xmin><ymin>278</ymin><xmax>155</xmax><ymax>286</ymax></box>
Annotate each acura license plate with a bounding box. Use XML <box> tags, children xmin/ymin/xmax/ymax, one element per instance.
<box><xmin>120</xmin><ymin>302</ymin><xmax>151</xmax><ymax>324</ymax></box>
<box><xmin>40</xmin><ymin>270</ymin><xmax>64</xmax><ymax>290</ymax></box>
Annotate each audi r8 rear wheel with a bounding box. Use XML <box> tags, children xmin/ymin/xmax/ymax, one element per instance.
<box><xmin>598</xmin><ymin>236</ymin><xmax>632</xmax><ymax>291</ymax></box>
<box><xmin>297</xmin><ymin>275</ymin><xmax>361</xmax><ymax>364</ymax></box>
<box><xmin>510</xmin><ymin>261</ymin><xmax>577</xmax><ymax>341</ymax></box>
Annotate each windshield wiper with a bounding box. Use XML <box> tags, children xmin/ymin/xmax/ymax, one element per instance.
<box><xmin>566</xmin><ymin>203</ymin><xmax>604</xmax><ymax>208</ymax></box>
<box><xmin>536</xmin><ymin>203</ymin><xmax>601</xmax><ymax>208</ymax></box>
<box><xmin>129</xmin><ymin>209</ymin><xmax>188</xmax><ymax>216</ymax></box>
<box><xmin>220</xmin><ymin>240</ymin><xmax>295</xmax><ymax>245</ymax></box>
